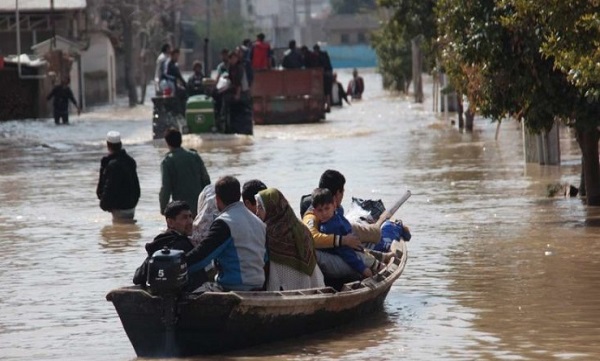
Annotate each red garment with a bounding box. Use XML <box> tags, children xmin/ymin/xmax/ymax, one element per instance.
<box><xmin>251</xmin><ymin>40</ymin><xmax>271</xmax><ymax>70</ymax></box>
<box><xmin>347</xmin><ymin>77</ymin><xmax>365</xmax><ymax>98</ymax></box>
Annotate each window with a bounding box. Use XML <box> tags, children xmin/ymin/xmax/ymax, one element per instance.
<box><xmin>357</xmin><ymin>32</ymin><xmax>367</xmax><ymax>43</ymax></box>
<box><xmin>341</xmin><ymin>33</ymin><xmax>350</xmax><ymax>44</ymax></box>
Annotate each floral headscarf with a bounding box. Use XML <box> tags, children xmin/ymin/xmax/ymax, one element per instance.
<box><xmin>256</xmin><ymin>188</ymin><xmax>317</xmax><ymax>275</ymax></box>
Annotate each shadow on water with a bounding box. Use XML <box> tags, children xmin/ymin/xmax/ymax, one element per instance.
<box><xmin>212</xmin><ymin>311</ymin><xmax>395</xmax><ymax>360</ymax></box>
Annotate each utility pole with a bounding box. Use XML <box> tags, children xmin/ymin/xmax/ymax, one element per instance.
<box><xmin>292</xmin><ymin>0</ymin><xmax>300</xmax><ymax>43</ymax></box>
<box><xmin>205</xmin><ymin>0</ymin><xmax>211</xmax><ymax>72</ymax></box>
<box><xmin>304</xmin><ymin>0</ymin><xmax>311</xmax><ymax>45</ymax></box>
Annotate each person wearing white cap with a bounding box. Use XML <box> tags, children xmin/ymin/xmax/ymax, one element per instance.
<box><xmin>96</xmin><ymin>131</ymin><xmax>141</xmax><ymax>223</ymax></box>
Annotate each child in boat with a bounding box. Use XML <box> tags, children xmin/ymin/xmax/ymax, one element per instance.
<box><xmin>310</xmin><ymin>188</ymin><xmax>384</xmax><ymax>279</ymax></box>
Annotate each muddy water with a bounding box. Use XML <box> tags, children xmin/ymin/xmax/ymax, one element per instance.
<box><xmin>1</xmin><ymin>69</ymin><xmax>600</xmax><ymax>361</ymax></box>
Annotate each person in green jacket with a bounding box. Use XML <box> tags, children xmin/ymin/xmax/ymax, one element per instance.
<box><xmin>159</xmin><ymin>128</ymin><xmax>211</xmax><ymax>216</ymax></box>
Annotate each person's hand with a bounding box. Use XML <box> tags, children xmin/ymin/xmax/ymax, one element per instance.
<box><xmin>341</xmin><ymin>234</ymin><xmax>362</xmax><ymax>250</ymax></box>
<box><xmin>362</xmin><ymin>268</ymin><xmax>373</xmax><ymax>278</ymax></box>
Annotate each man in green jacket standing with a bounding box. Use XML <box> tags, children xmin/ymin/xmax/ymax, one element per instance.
<box><xmin>159</xmin><ymin>128</ymin><xmax>211</xmax><ymax>216</ymax></box>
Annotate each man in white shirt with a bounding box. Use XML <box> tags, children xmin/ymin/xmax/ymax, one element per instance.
<box><xmin>154</xmin><ymin>43</ymin><xmax>171</xmax><ymax>95</ymax></box>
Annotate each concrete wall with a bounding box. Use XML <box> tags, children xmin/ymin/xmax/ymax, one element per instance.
<box><xmin>0</xmin><ymin>64</ymin><xmax>45</xmax><ymax>121</ymax></box>
<box><xmin>82</xmin><ymin>33</ymin><xmax>116</xmax><ymax>105</ymax></box>
<box><xmin>523</xmin><ymin>121</ymin><xmax>561</xmax><ymax>165</ymax></box>
<box><xmin>325</xmin><ymin>45</ymin><xmax>377</xmax><ymax>68</ymax></box>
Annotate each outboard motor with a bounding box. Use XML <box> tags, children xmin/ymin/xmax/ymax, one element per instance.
<box><xmin>147</xmin><ymin>247</ymin><xmax>188</xmax><ymax>295</ymax></box>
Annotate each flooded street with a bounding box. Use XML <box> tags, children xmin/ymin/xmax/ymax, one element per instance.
<box><xmin>2</xmin><ymin>69</ymin><xmax>600</xmax><ymax>361</ymax></box>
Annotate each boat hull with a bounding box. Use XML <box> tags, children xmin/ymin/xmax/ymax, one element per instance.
<box><xmin>107</xmin><ymin>241</ymin><xmax>407</xmax><ymax>357</ymax></box>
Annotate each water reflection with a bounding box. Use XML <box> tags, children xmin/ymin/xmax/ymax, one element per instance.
<box><xmin>99</xmin><ymin>223</ymin><xmax>143</xmax><ymax>252</ymax></box>
<box><xmin>219</xmin><ymin>311</ymin><xmax>395</xmax><ymax>360</ymax></box>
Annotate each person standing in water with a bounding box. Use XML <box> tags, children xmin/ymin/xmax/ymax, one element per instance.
<box><xmin>47</xmin><ymin>77</ymin><xmax>80</xmax><ymax>125</ymax></box>
<box><xmin>347</xmin><ymin>68</ymin><xmax>365</xmax><ymax>100</ymax></box>
<box><xmin>159</xmin><ymin>128</ymin><xmax>211</xmax><ymax>216</ymax></box>
<box><xmin>96</xmin><ymin>131</ymin><xmax>141</xmax><ymax>223</ymax></box>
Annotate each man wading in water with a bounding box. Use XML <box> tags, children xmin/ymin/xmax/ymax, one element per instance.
<box><xmin>96</xmin><ymin>131</ymin><xmax>141</xmax><ymax>223</ymax></box>
<box><xmin>46</xmin><ymin>77</ymin><xmax>80</xmax><ymax>125</ymax></box>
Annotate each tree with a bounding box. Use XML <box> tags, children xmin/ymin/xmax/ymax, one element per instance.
<box><xmin>436</xmin><ymin>0</ymin><xmax>600</xmax><ymax>205</ymax></box>
<box><xmin>194</xmin><ymin>14</ymin><xmax>251</xmax><ymax>70</ymax></box>
<box><xmin>516</xmin><ymin>0</ymin><xmax>600</xmax><ymax>202</ymax></box>
<box><xmin>530</xmin><ymin>1</ymin><xmax>600</xmax><ymax>100</ymax></box>
<box><xmin>87</xmin><ymin>0</ymin><xmax>182</xmax><ymax>106</ymax></box>
<box><xmin>370</xmin><ymin>19</ymin><xmax>411</xmax><ymax>92</ymax></box>
<box><xmin>331</xmin><ymin>0</ymin><xmax>377</xmax><ymax>14</ymax></box>
<box><xmin>371</xmin><ymin>0</ymin><xmax>437</xmax><ymax>92</ymax></box>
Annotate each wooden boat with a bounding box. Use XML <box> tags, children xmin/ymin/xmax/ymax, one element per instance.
<box><xmin>106</xmin><ymin>240</ymin><xmax>408</xmax><ymax>357</ymax></box>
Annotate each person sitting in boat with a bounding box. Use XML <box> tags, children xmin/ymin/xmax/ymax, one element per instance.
<box><xmin>242</xmin><ymin>179</ymin><xmax>267</xmax><ymax>214</ymax></box>
<box><xmin>310</xmin><ymin>188</ymin><xmax>384</xmax><ymax>279</ymax></box>
<box><xmin>330</xmin><ymin>72</ymin><xmax>351</xmax><ymax>107</ymax></box>
<box><xmin>133</xmin><ymin>201</ymin><xmax>207</xmax><ymax>290</ymax></box>
<box><xmin>191</xmin><ymin>184</ymin><xmax>218</xmax><ymax>246</ymax></box>
<box><xmin>300</xmin><ymin>170</ymin><xmax>382</xmax><ymax>244</ymax></box>
<box><xmin>254</xmin><ymin>188</ymin><xmax>325</xmax><ymax>291</ymax></box>
<box><xmin>186</xmin><ymin>60</ymin><xmax>205</xmax><ymax>97</ymax></box>
<box><xmin>302</xmin><ymin>170</ymin><xmax>387</xmax><ymax>281</ymax></box>
<box><xmin>185</xmin><ymin>176</ymin><xmax>267</xmax><ymax>292</ymax></box>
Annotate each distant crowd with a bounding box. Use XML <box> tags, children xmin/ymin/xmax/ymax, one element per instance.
<box><xmin>45</xmin><ymin>34</ymin><xmax>365</xmax><ymax>127</ymax></box>
<box><xmin>153</xmin><ymin>33</ymin><xmax>365</xmax><ymax>118</ymax></box>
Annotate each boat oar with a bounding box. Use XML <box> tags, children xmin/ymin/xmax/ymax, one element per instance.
<box><xmin>375</xmin><ymin>190</ymin><xmax>411</xmax><ymax>228</ymax></box>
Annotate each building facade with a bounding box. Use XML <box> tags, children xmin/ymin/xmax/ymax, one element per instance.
<box><xmin>0</xmin><ymin>0</ymin><xmax>117</xmax><ymax>120</ymax></box>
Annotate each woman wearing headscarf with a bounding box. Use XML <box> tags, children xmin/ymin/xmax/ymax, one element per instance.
<box><xmin>255</xmin><ymin>188</ymin><xmax>324</xmax><ymax>291</ymax></box>
<box><xmin>191</xmin><ymin>184</ymin><xmax>219</xmax><ymax>246</ymax></box>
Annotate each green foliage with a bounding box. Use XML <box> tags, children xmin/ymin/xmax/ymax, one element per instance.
<box><xmin>372</xmin><ymin>0</ymin><xmax>437</xmax><ymax>92</ymax></box>
<box><xmin>331</xmin><ymin>0</ymin><xmax>377</xmax><ymax>14</ymax></box>
<box><xmin>195</xmin><ymin>15</ymin><xmax>252</xmax><ymax>66</ymax></box>
<box><xmin>435</xmin><ymin>0</ymin><xmax>600</xmax><ymax>133</ymax></box>
<box><xmin>514</xmin><ymin>1</ymin><xmax>600</xmax><ymax>101</ymax></box>
<box><xmin>371</xmin><ymin>20</ymin><xmax>411</xmax><ymax>91</ymax></box>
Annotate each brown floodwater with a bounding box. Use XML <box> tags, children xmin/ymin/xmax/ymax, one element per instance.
<box><xmin>1</xmin><ymin>69</ymin><xmax>599</xmax><ymax>361</ymax></box>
